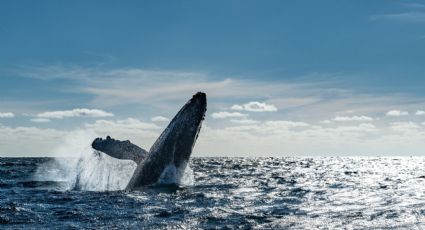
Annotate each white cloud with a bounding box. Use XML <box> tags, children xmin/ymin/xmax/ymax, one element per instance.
<box><xmin>85</xmin><ymin>118</ymin><xmax>160</xmax><ymax>131</ymax></box>
<box><xmin>10</xmin><ymin>65</ymin><xmax>425</xmax><ymax>156</ymax></box>
<box><xmin>0</xmin><ymin>124</ymin><xmax>67</xmax><ymax>157</ymax></box>
<box><xmin>224</xmin><ymin>120</ymin><xmax>310</xmax><ymax>135</ymax></box>
<box><xmin>84</xmin><ymin>118</ymin><xmax>161</xmax><ymax>149</ymax></box>
<box><xmin>0</xmin><ymin>112</ymin><xmax>15</xmax><ymax>118</ymax></box>
<box><xmin>20</xmin><ymin>65</ymin><xmax>425</xmax><ymax>121</ymax></box>
<box><xmin>230</xmin><ymin>104</ymin><xmax>244</xmax><ymax>110</ymax></box>
<box><xmin>151</xmin><ymin>116</ymin><xmax>170</xmax><ymax>122</ymax></box>
<box><xmin>230</xmin><ymin>119</ymin><xmax>260</xmax><ymax>124</ymax></box>
<box><xmin>386</xmin><ymin>110</ymin><xmax>409</xmax><ymax>116</ymax></box>
<box><xmin>416</xmin><ymin>110</ymin><xmax>425</xmax><ymax>115</ymax></box>
<box><xmin>194</xmin><ymin>122</ymin><xmax>389</xmax><ymax>157</ymax></box>
<box><xmin>30</xmin><ymin>118</ymin><xmax>51</xmax><ymax>123</ymax></box>
<box><xmin>37</xmin><ymin>108</ymin><xmax>114</xmax><ymax>119</ymax></box>
<box><xmin>231</xmin><ymin>101</ymin><xmax>278</xmax><ymax>112</ymax></box>
<box><xmin>211</xmin><ymin>112</ymin><xmax>248</xmax><ymax>119</ymax></box>
<box><xmin>333</xmin><ymin>115</ymin><xmax>374</xmax><ymax>121</ymax></box>
<box><xmin>319</xmin><ymin>120</ymin><xmax>331</xmax><ymax>124</ymax></box>
<box><xmin>390</xmin><ymin>122</ymin><xmax>420</xmax><ymax>131</ymax></box>
<box><xmin>2</xmin><ymin>117</ymin><xmax>425</xmax><ymax>157</ymax></box>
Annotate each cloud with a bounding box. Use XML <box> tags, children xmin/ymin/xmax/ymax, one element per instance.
<box><xmin>194</xmin><ymin>121</ymin><xmax>389</xmax><ymax>156</ymax></box>
<box><xmin>37</xmin><ymin>108</ymin><xmax>114</xmax><ymax>119</ymax></box>
<box><xmin>0</xmin><ymin>119</ymin><xmax>160</xmax><ymax>157</ymax></box>
<box><xmin>416</xmin><ymin>110</ymin><xmax>425</xmax><ymax>115</ymax></box>
<box><xmin>401</xmin><ymin>3</ymin><xmax>425</xmax><ymax>8</ymax></box>
<box><xmin>224</xmin><ymin>120</ymin><xmax>310</xmax><ymax>134</ymax></box>
<box><xmin>85</xmin><ymin>118</ymin><xmax>160</xmax><ymax>131</ymax></box>
<box><xmin>371</xmin><ymin>12</ymin><xmax>425</xmax><ymax>23</ymax></box>
<box><xmin>0</xmin><ymin>112</ymin><xmax>15</xmax><ymax>118</ymax></box>
<box><xmin>230</xmin><ymin>119</ymin><xmax>260</xmax><ymax>124</ymax></box>
<box><xmin>151</xmin><ymin>116</ymin><xmax>169</xmax><ymax>122</ymax></box>
<box><xmin>386</xmin><ymin>110</ymin><xmax>409</xmax><ymax>116</ymax></box>
<box><xmin>211</xmin><ymin>112</ymin><xmax>248</xmax><ymax>119</ymax></box>
<box><xmin>333</xmin><ymin>115</ymin><xmax>374</xmax><ymax>121</ymax></box>
<box><xmin>30</xmin><ymin>118</ymin><xmax>51</xmax><ymax>123</ymax></box>
<box><xmin>0</xmin><ymin>124</ymin><xmax>67</xmax><ymax>157</ymax></box>
<box><xmin>19</xmin><ymin>65</ymin><xmax>425</xmax><ymax>121</ymax></box>
<box><xmin>2</xmin><ymin>116</ymin><xmax>425</xmax><ymax>157</ymax></box>
<box><xmin>390</xmin><ymin>122</ymin><xmax>420</xmax><ymax>131</ymax></box>
<box><xmin>10</xmin><ymin>65</ymin><xmax>425</xmax><ymax>156</ymax></box>
<box><xmin>231</xmin><ymin>102</ymin><xmax>278</xmax><ymax>112</ymax></box>
<box><xmin>84</xmin><ymin>118</ymin><xmax>161</xmax><ymax>148</ymax></box>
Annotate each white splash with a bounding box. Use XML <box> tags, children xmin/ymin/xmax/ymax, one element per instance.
<box><xmin>156</xmin><ymin>161</ymin><xmax>194</xmax><ymax>186</ymax></box>
<box><xmin>34</xmin><ymin>130</ymin><xmax>137</xmax><ymax>191</ymax></box>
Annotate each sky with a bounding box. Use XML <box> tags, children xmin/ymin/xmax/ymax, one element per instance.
<box><xmin>1</xmin><ymin>1</ymin><xmax>425</xmax><ymax>157</ymax></box>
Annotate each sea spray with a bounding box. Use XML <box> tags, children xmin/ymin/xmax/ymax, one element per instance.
<box><xmin>157</xmin><ymin>160</ymin><xmax>194</xmax><ymax>186</ymax></box>
<box><xmin>34</xmin><ymin>129</ymin><xmax>194</xmax><ymax>190</ymax></box>
<box><xmin>34</xmin><ymin>130</ymin><xmax>137</xmax><ymax>191</ymax></box>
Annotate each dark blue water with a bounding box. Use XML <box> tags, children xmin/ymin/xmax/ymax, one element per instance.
<box><xmin>1</xmin><ymin>157</ymin><xmax>425</xmax><ymax>229</ymax></box>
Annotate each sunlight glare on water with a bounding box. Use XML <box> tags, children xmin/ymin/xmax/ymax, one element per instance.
<box><xmin>2</xmin><ymin>157</ymin><xmax>425</xmax><ymax>228</ymax></box>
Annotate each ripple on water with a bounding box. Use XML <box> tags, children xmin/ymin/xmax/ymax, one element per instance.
<box><xmin>1</xmin><ymin>157</ymin><xmax>425</xmax><ymax>228</ymax></box>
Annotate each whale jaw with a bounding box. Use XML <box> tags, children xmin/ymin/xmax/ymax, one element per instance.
<box><xmin>126</xmin><ymin>92</ymin><xmax>207</xmax><ymax>190</ymax></box>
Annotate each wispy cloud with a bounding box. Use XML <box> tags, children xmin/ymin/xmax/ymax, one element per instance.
<box><xmin>401</xmin><ymin>3</ymin><xmax>425</xmax><ymax>9</ymax></box>
<box><xmin>231</xmin><ymin>101</ymin><xmax>278</xmax><ymax>112</ymax></box>
<box><xmin>0</xmin><ymin>112</ymin><xmax>14</xmax><ymax>118</ymax></box>
<box><xmin>30</xmin><ymin>118</ymin><xmax>51</xmax><ymax>123</ymax></box>
<box><xmin>151</xmin><ymin>116</ymin><xmax>169</xmax><ymax>122</ymax></box>
<box><xmin>230</xmin><ymin>119</ymin><xmax>260</xmax><ymax>124</ymax></box>
<box><xmin>84</xmin><ymin>118</ymin><xmax>161</xmax><ymax>148</ymax></box>
<box><xmin>390</xmin><ymin>121</ymin><xmax>420</xmax><ymax>131</ymax></box>
<box><xmin>371</xmin><ymin>12</ymin><xmax>425</xmax><ymax>23</ymax></box>
<box><xmin>10</xmin><ymin>65</ymin><xmax>425</xmax><ymax>156</ymax></box>
<box><xmin>18</xmin><ymin>65</ymin><xmax>425</xmax><ymax>121</ymax></box>
<box><xmin>18</xmin><ymin>65</ymin><xmax>311</xmax><ymax>108</ymax></box>
<box><xmin>36</xmin><ymin>108</ymin><xmax>113</xmax><ymax>119</ymax></box>
<box><xmin>333</xmin><ymin>115</ymin><xmax>374</xmax><ymax>121</ymax></box>
<box><xmin>416</xmin><ymin>110</ymin><xmax>425</xmax><ymax>115</ymax></box>
<box><xmin>211</xmin><ymin>112</ymin><xmax>248</xmax><ymax>119</ymax></box>
<box><xmin>319</xmin><ymin>120</ymin><xmax>331</xmax><ymax>124</ymax></box>
<box><xmin>386</xmin><ymin>110</ymin><xmax>409</xmax><ymax>116</ymax></box>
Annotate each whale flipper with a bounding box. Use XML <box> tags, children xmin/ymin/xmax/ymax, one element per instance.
<box><xmin>126</xmin><ymin>92</ymin><xmax>207</xmax><ymax>190</ymax></box>
<box><xmin>91</xmin><ymin>136</ymin><xmax>147</xmax><ymax>164</ymax></box>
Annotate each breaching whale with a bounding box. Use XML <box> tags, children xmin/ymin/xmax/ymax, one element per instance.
<box><xmin>91</xmin><ymin>92</ymin><xmax>207</xmax><ymax>190</ymax></box>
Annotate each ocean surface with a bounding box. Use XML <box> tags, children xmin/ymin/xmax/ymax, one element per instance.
<box><xmin>1</xmin><ymin>157</ymin><xmax>425</xmax><ymax>229</ymax></box>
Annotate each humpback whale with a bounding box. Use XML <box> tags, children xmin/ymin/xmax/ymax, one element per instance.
<box><xmin>91</xmin><ymin>92</ymin><xmax>207</xmax><ymax>190</ymax></box>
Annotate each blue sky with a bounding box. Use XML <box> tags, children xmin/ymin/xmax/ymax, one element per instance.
<box><xmin>1</xmin><ymin>1</ymin><xmax>425</xmax><ymax>156</ymax></box>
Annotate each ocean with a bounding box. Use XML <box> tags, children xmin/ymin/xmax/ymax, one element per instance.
<box><xmin>1</xmin><ymin>157</ymin><xmax>425</xmax><ymax>229</ymax></box>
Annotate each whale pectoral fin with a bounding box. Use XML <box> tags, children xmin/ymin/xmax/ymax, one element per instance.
<box><xmin>91</xmin><ymin>136</ymin><xmax>148</xmax><ymax>164</ymax></box>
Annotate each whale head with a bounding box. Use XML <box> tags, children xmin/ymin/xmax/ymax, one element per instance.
<box><xmin>126</xmin><ymin>92</ymin><xmax>207</xmax><ymax>189</ymax></box>
<box><xmin>165</xmin><ymin>92</ymin><xmax>207</xmax><ymax>167</ymax></box>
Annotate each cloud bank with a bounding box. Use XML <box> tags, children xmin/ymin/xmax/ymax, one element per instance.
<box><xmin>231</xmin><ymin>102</ymin><xmax>278</xmax><ymax>112</ymax></box>
<box><xmin>37</xmin><ymin>108</ymin><xmax>114</xmax><ymax>119</ymax></box>
<box><xmin>0</xmin><ymin>112</ymin><xmax>15</xmax><ymax>118</ymax></box>
<box><xmin>386</xmin><ymin>110</ymin><xmax>409</xmax><ymax>116</ymax></box>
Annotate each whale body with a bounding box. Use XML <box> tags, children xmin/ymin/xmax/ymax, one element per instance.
<box><xmin>91</xmin><ymin>92</ymin><xmax>207</xmax><ymax>190</ymax></box>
